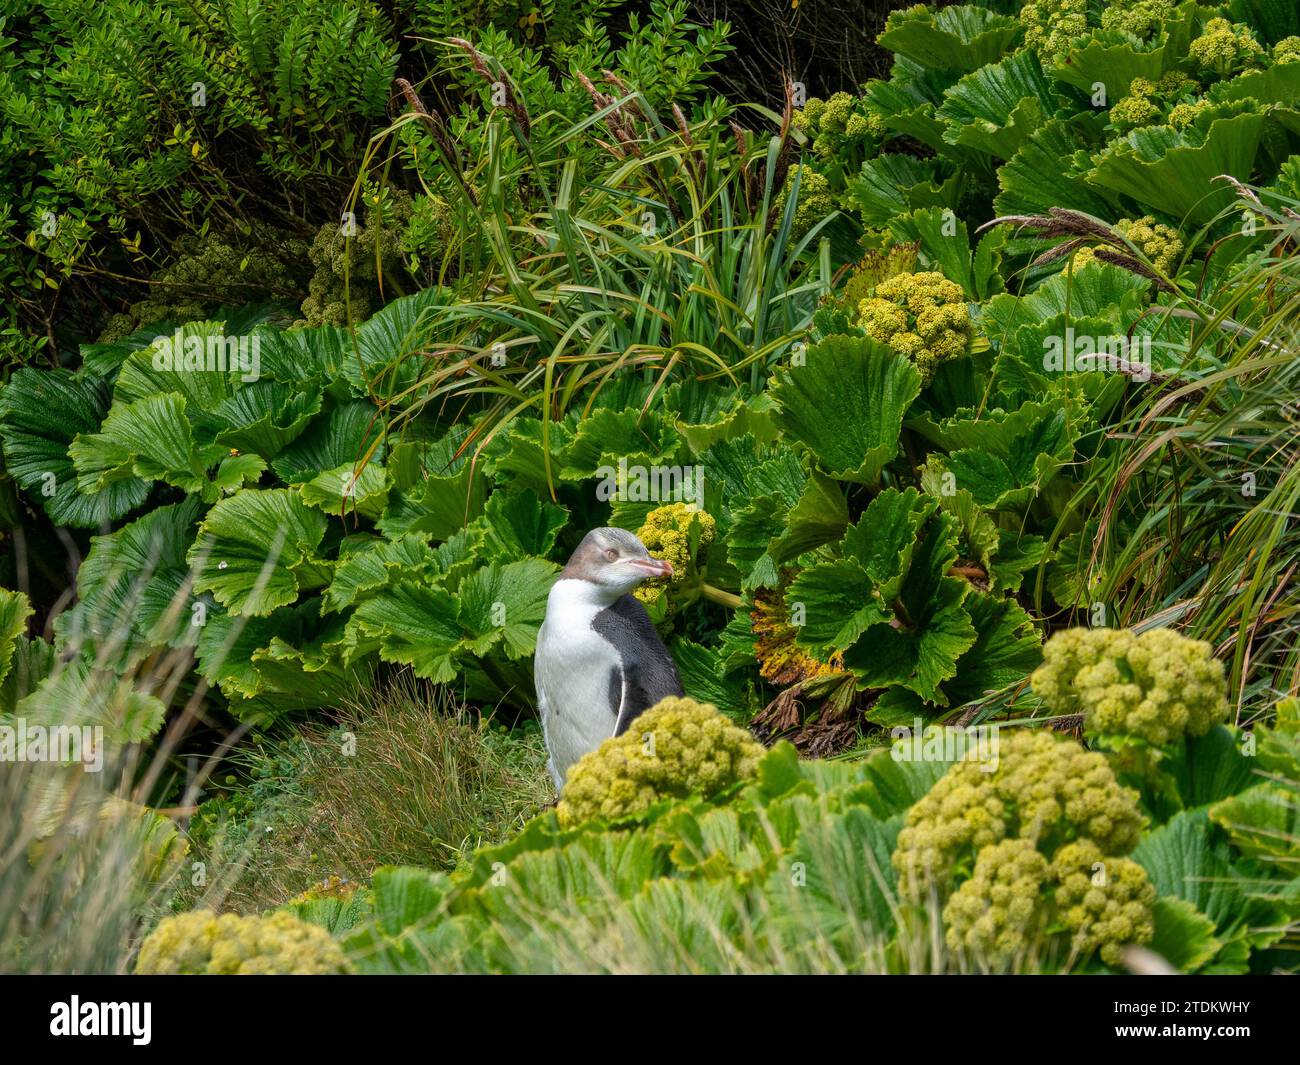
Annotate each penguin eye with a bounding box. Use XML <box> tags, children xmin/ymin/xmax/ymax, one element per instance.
<box><xmin>604</xmin><ymin>548</ymin><xmax>619</xmax><ymax>562</ymax></box>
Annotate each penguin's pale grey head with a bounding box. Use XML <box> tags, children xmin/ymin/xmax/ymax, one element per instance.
<box><xmin>560</xmin><ymin>527</ymin><xmax>672</xmax><ymax>594</ymax></box>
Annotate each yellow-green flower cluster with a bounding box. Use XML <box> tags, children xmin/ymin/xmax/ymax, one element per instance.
<box><xmin>775</xmin><ymin>165</ymin><xmax>837</xmax><ymax>241</ymax></box>
<box><xmin>98</xmin><ymin>223</ymin><xmax>310</xmax><ymax>341</ymax></box>
<box><xmin>1020</xmin><ymin>0</ymin><xmax>1089</xmax><ymax>61</ymax></box>
<box><xmin>1189</xmin><ymin>18</ymin><xmax>1265</xmax><ymax>76</ymax></box>
<box><xmin>893</xmin><ymin>729</ymin><xmax>1153</xmax><ymax>969</ymax></box>
<box><xmin>1032</xmin><ymin>626</ymin><xmax>1228</xmax><ymax>746</ymax></box>
<box><xmin>556</xmin><ymin>697</ymin><xmax>764</xmax><ymax>827</ymax></box>
<box><xmin>1167</xmin><ymin>98</ymin><xmax>1211</xmax><ymax>129</ymax></box>
<box><xmin>857</xmin><ymin>270</ymin><xmax>972</xmax><ymax>380</ymax></box>
<box><xmin>1109</xmin><ymin>78</ymin><xmax>1162</xmax><ymax>131</ymax></box>
<box><xmin>943</xmin><ymin>839</ymin><xmax>1050</xmax><ymax>965</ymax></box>
<box><xmin>633</xmin><ymin>503</ymin><xmax>716</xmax><ymax>612</ymax></box>
<box><xmin>286</xmin><ymin>874</ymin><xmax>360</xmax><ymax>905</ymax></box>
<box><xmin>300</xmin><ymin>190</ymin><xmax>415</xmax><ymax>327</ymax></box>
<box><xmin>894</xmin><ymin>730</ymin><xmax>1146</xmax><ymax>896</ymax></box>
<box><xmin>135</xmin><ymin>909</ymin><xmax>351</xmax><ymax>974</ymax></box>
<box><xmin>1109</xmin><ymin>72</ymin><xmax>1201</xmax><ymax>133</ymax></box>
<box><xmin>792</xmin><ymin>92</ymin><xmax>884</xmax><ymax>162</ymax></box>
<box><xmin>1275</xmin><ymin>36</ymin><xmax>1300</xmax><ymax>64</ymax></box>
<box><xmin>1053</xmin><ymin>839</ymin><xmax>1156</xmax><ymax>966</ymax></box>
<box><xmin>1113</xmin><ymin>215</ymin><xmax>1183</xmax><ymax>274</ymax></box>
<box><xmin>1099</xmin><ymin>0</ymin><xmax>1175</xmax><ymax>38</ymax></box>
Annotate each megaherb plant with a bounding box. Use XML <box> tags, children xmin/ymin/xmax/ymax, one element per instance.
<box><xmin>820</xmin><ymin>0</ymin><xmax>1300</xmax><ymax>248</ymax></box>
<box><xmin>0</xmin><ymin>70</ymin><xmax>841</xmax><ymax>739</ymax></box>
<box><xmin>1059</xmin><ymin>182</ymin><xmax>1300</xmax><ymax>719</ymax></box>
<box><xmin>321</xmin><ymin>647</ymin><xmax>1298</xmax><ymax>975</ymax></box>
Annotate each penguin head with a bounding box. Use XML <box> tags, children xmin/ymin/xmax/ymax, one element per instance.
<box><xmin>561</xmin><ymin>527</ymin><xmax>673</xmax><ymax>595</ymax></box>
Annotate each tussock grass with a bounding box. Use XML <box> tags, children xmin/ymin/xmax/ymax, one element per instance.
<box><xmin>1059</xmin><ymin>188</ymin><xmax>1300</xmax><ymax>722</ymax></box>
<box><xmin>0</xmin><ymin>755</ymin><xmax>185</xmax><ymax>974</ymax></box>
<box><xmin>184</xmin><ymin>677</ymin><xmax>551</xmax><ymax>913</ymax></box>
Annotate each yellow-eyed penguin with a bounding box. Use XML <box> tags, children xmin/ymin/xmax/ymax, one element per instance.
<box><xmin>535</xmin><ymin>527</ymin><xmax>684</xmax><ymax>790</ymax></box>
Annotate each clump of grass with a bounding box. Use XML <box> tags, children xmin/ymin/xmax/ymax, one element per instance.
<box><xmin>186</xmin><ymin>677</ymin><xmax>551</xmax><ymax>912</ymax></box>
<box><xmin>0</xmin><ymin>757</ymin><xmax>187</xmax><ymax>974</ymax></box>
<box><xmin>1058</xmin><ymin>186</ymin><xmax>1300</xmax><ymax>722</ymax></box>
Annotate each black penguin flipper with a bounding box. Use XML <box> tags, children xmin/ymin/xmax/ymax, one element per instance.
<box><xmin>591</xmin><ymin>594</ymin><xmax>684</xmax><ymax>736</ymax></box>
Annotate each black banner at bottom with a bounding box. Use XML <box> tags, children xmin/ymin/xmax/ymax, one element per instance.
<box><xmin>3</xmin><ymin>974</ymin><xmax>1293</xmax><ymax>1053</ymax></box>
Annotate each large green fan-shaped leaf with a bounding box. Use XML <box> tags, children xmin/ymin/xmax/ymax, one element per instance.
<box><xmin>349</xmin><ymin>558</ymin><xmax>557</xmax><ymax>681</ymax></box>
<box><xmin>477</xmin><ymin>491</ymin><xmax>569</xmax><ymax>563</ymax></box>
<box><xmin>341</xmin><ymin>288</ymin><xmax>448</xmax><ymax>399</ymax></box>
<box><xmin>889</xmin><ymin>206</ymin><xmax>1006</xmax><ymax>299</ymax></box>
<box><xmin>322</xmin><ymin>532</ymin><xmax>438</xmax><ymax>614</ymax></box>
<box><xmin>877</xmin><ymin>4</ymin><xmax>1023</xmax><ymax>71</ymax></box>
<box><xmin>211</xmin><ymin>380</ymin><xmax>323</xmax><ymax>459</ymax></box>
<box><xmin>913</xmin><ymin>399</ymin><xmax>1079</xmax><ymax>510</ymax></box>
<box><xmin>195</xmin><ymin>597</ymin><xmax>369</xmax><ymax>721</ymax></box>
<box><xmin>0</xmin><ymin>588</ymin><xmax>33</xmax><ymax>690</ymax></box>
<box><xmin>0</xmin><ymin>369</ymin><xmax>149</xmax><ymax>527</ymax></box>
<box><xmin>848</xmin><ymin>154</ymin><xmax>951</xmax><ymax>228</ymax></box>
<box><xmin>1209</xmin><ymin>784</ymin><xmax>1300</xmax><ymax>863</ymax></box>
<box><xmin>846</xmin><ymin>487</ymin><xmax>934</xmax><ymax>598</ymax></box>
<box><xmin>671</xmin><ymin>639</ymin><xmax>752</xmax><ymax>718</ymax></box>
<box><xmin>770</xmin><ymin>336</ymin><xmax>921</xmax><ymax>485</ymax></box>
<box><xmin>850</xmin><ymin>583</ymin><xmax>977</xmax><ymax>711</ymax></box>
<box><xmin>1086</xmin><ymin>103</ymin><xmax>1266</xmax><ymax>227</ymax></box>
<box><xmin>0</xmin><ymin>634</ymin><xmax>55</xmax><ymax>716</ymax></box>
<box><xmin>377</xmin><ymin>462</ymin><xmax>489</xmax><ymax>540</ymax></box>
<box><xmin>936</xmin><ymin>48</ymin><xmax>1058</xmax><ymax>159</ymax></box>
<box><xmin>488</xmin><ymin>417</ymin><xmax>576</xmax><ymax>495</ymax></box>
<box><xmin>980</xmin><ymin>261</ymin><xmax>1151</xmax><ymax>341</ymax></box>
<box><xmin>54</xmin><ymin>497</ymin><xmax>205</xmax><ymax>668</ymax></box>
<box><xmin>1147</xmin><ymin>895</ymin><xmax>1224</xmax><ymax>973</ymax></box>
<box><xmin>253</xmin><ymin>323</ymin><xmax>351</xmax><ymax>386</ymax></box>
<box><xmin>1133</xmin><ymin>808</ymin><xmax>1284</xmax><ymax>972</ymax></box>
<box><xmin>15</xmin><ymin>658</ymin><xmax>166</xmax><ymax>745</ymax></box>
<box><xmin>936</xmin><ymin>592</ymin><xmax>1042</xmax><ymax>707</ymax></box>
<box><xmin>1164</xmin><ymin>725</ymin><xmax>1259</xmax><ymax>809</ymax></box>
<box><xmin>1050</xmin><ymin>29</ymin><xmax>1175</xmax><ymax>97</ymax></box>
<box><xmin>455</xmin><ymin>558</ymin><xmax>558</xmax><ymax>659</ymax></box>
<box><xmin>299</xmin><ymin>461</ymin><xmax>391</xmax><ymax>520</ymax></box>
<box><xmin>994</xmin><ymin>114</ymin><xmax>1118</xmax><ymax>220</ymax></box>
<box><xmin>663</xmin><ymin>380</ymin><xmax>781</xmax><ymax>457</ymax></box>
<box><xmin>271</xmin><ymin>399</ymin><xmax>387</xmax><ymax>483</ymax></box>
<box><xmin>761</xmin><ymin>806</ymin><xmax>901</xmax><ymax>957</ymax></box>
<box><xmin>346</xmin><ymin>584</ymin><xmax>457</xmax><ymax>681</ymax></box>
<box><xmin>556</xmin><ymin>408</ymin><xmax>683</xmax><ymax>483</ymax></box>
<box><xmin>187</xmin><ymin>488</ymin><xmax>330</xmax><ymax>616</ymax></box>
<box><xmin>787</xmin><ymin>559</ymin><xmax>888</xmax><ymax>651</ymax></box>
<box><xmin>789</xmin><ymin>490</ymin><xmax>982</xmax><ymax>710</ymax></box>
<box><xmin>113</xmin><ymin>322</ymin><xmax>252</xmax><ymax>414</ymax></box>
<box><xmin>1226</xmin><ymin>0</ymin><xmax>1300</xmax><ymax>43</ymax></box>
<box><xmin>69</xmin><ymin>393</ymin><xmax>228</xmax><ymax>500</ymax></box>
<box><xmin>863</xmin><ymin>55</ymin><xmax>960</xmax><ymax>152</ymax></box>
<box><xmin>843</xmin><ymin>510</ymin><xmax>976</xmax><ymax>706</ymax></box>
<box><xmin>80</xmin><ymin>319</ymin><xmax>184</xmax><ymax>380</ymax></box>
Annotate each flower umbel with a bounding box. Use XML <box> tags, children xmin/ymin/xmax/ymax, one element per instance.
<box><xmin>556</xmin><ymin>697</ymin><xmax>764</xmax><ymax>827</ymax></box>
<box><xmin>857</xmin><ymin>270</ymin><xmax>972</xmax><ymax>381</ymax></box>
<box><xmin>135</xmin><ymin>909</ymin><xmax>351</xmax><ymax>974</ymax></box>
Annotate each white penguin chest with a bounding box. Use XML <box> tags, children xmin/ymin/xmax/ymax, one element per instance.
<box><xmin>535</xmin><ymin>580</ymin><xmax>624</xmax><ymax>787</ymax></box>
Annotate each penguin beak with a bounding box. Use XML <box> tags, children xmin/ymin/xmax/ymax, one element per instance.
<box><xmin>627</xmin><ymin>557</ymin><xmax>673</xmax><ymax>578</ymax></box>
